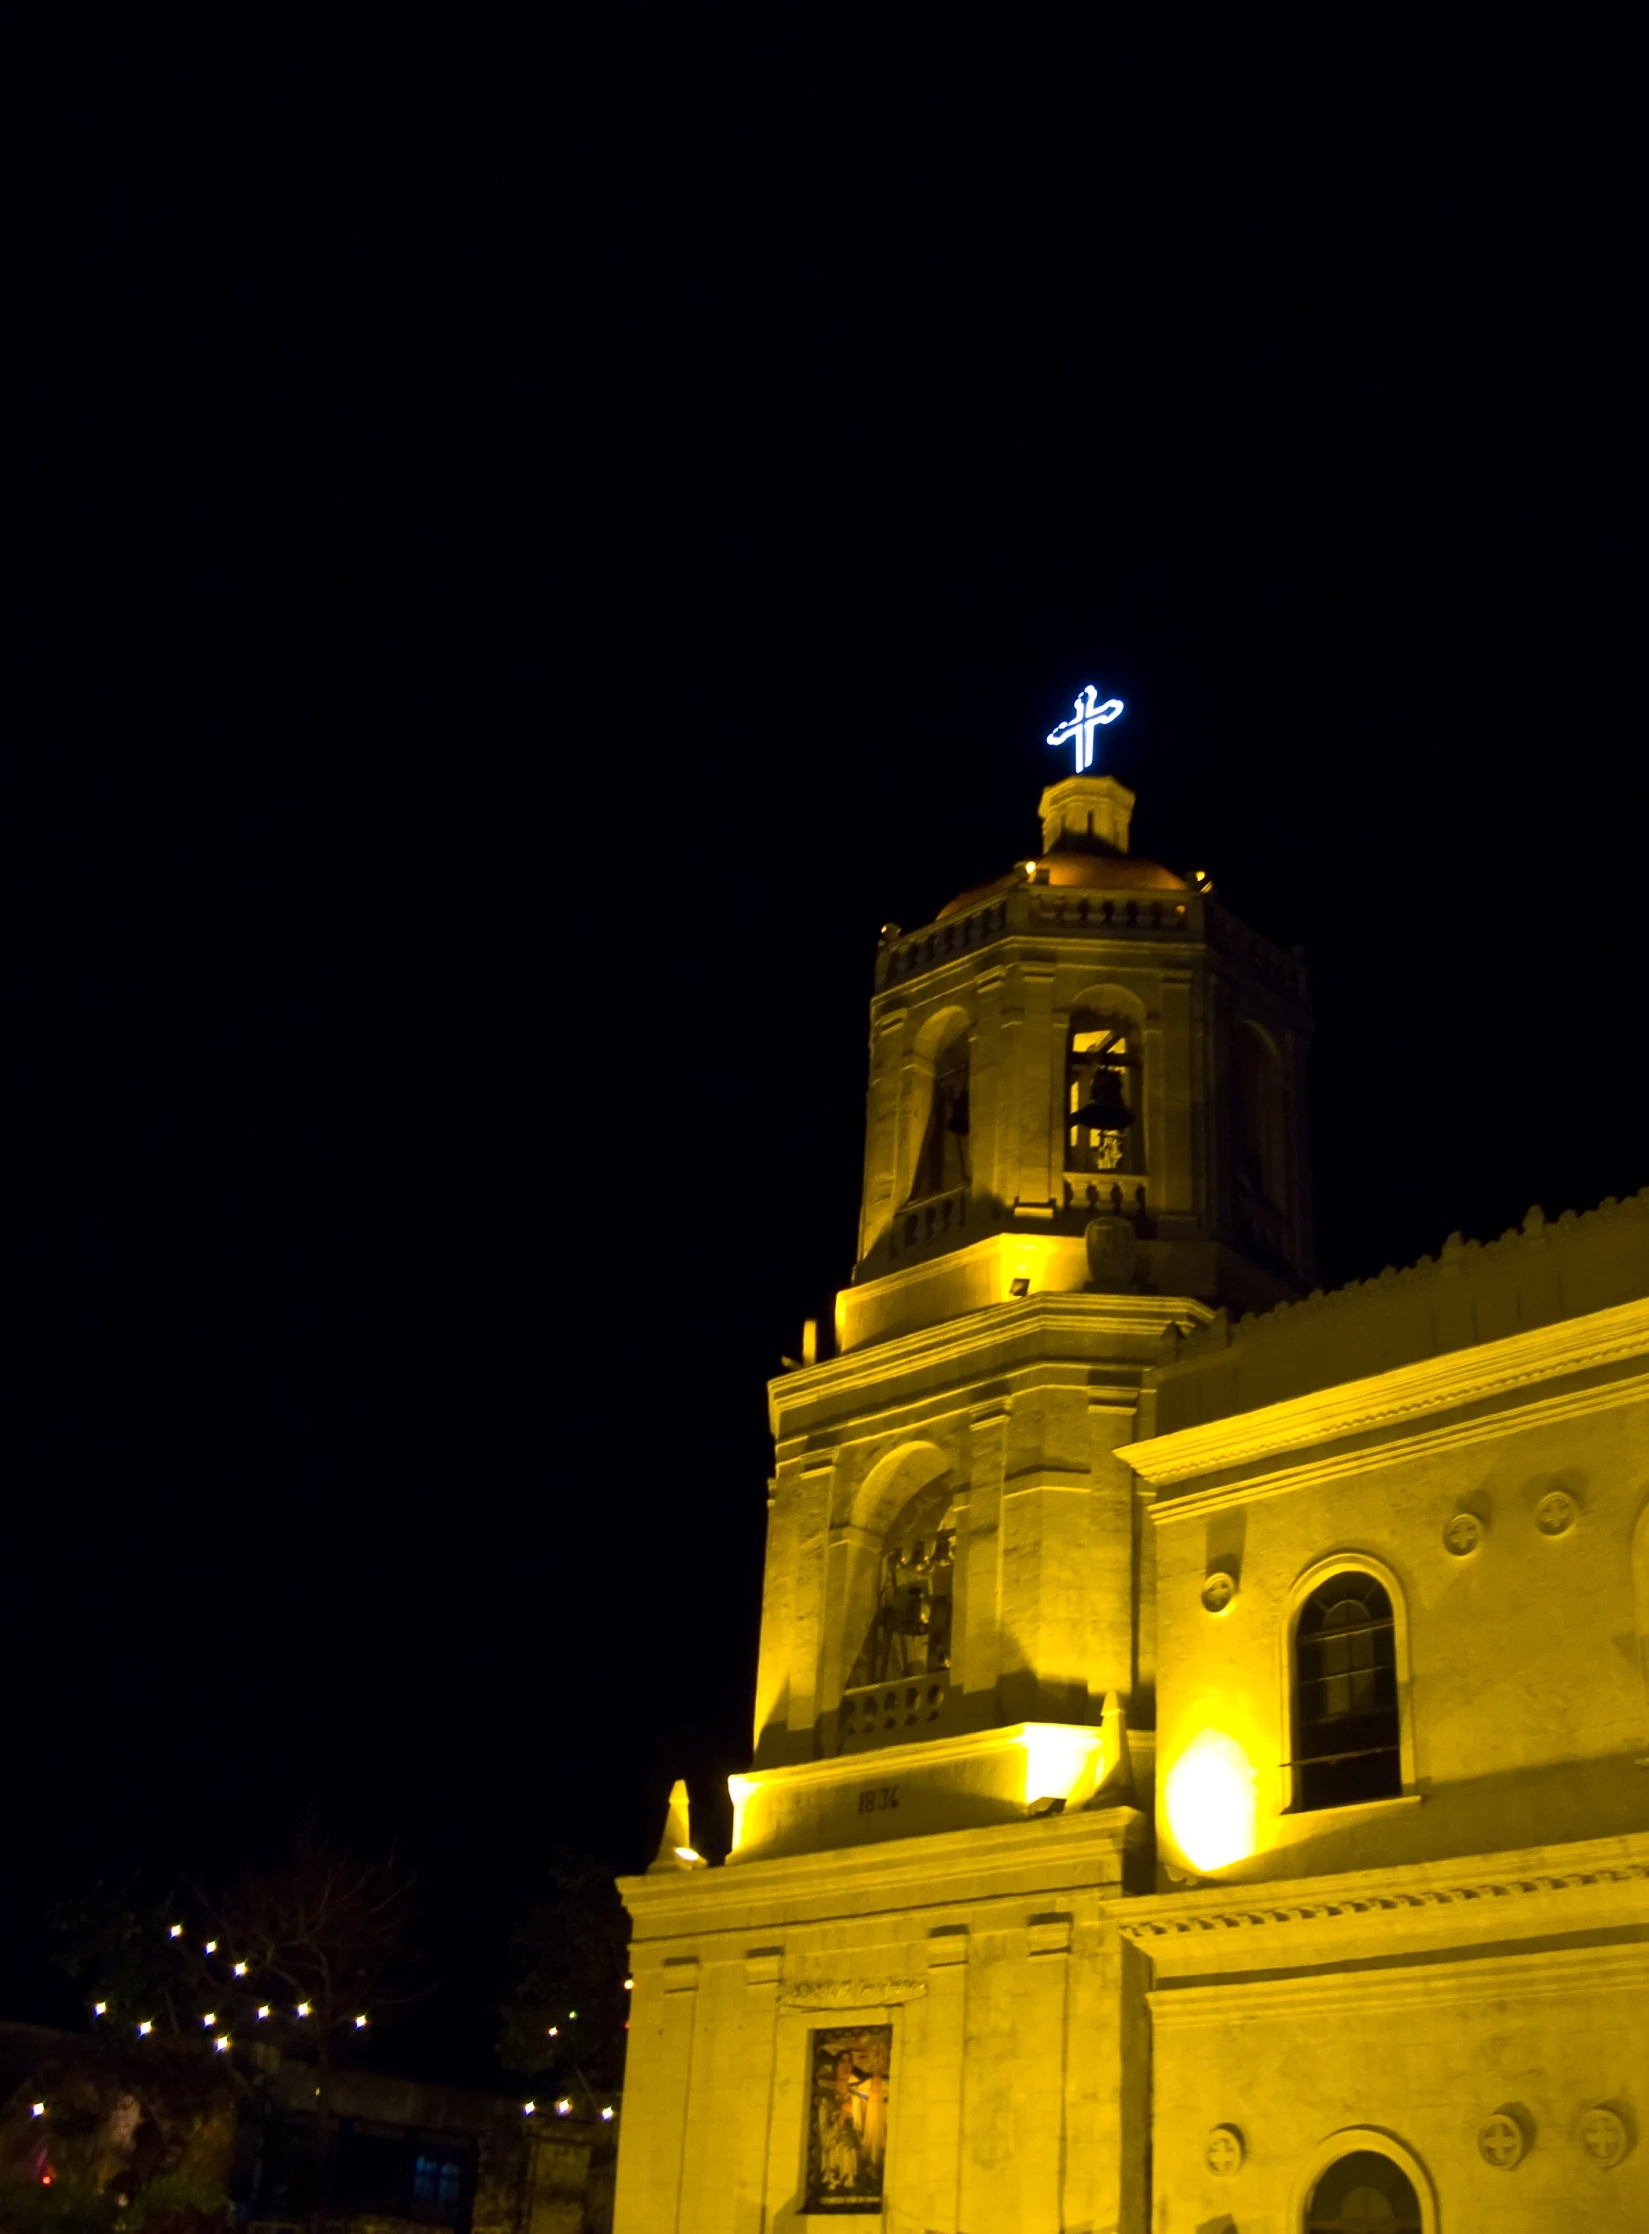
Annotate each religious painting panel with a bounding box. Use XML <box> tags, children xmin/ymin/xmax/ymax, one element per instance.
<box><xmin>803</xmin><ymin>2023</ymin><xmax>891</xmax><ymax>2213</ymax></box>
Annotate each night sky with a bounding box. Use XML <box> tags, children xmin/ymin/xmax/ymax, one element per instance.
<box><xmin>2</xmin><ymin>14</ymin><xmax>1638</xmax><ymax>2082</ymax></box>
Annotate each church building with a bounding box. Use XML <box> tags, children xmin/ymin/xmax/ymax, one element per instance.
<box><xmin>613</xmin><ymin>765</ymin><xmax>1648</xmax><ymax>2231</ymax></box>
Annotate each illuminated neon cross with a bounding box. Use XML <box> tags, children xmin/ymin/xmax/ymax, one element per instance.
<box><xmin>1047</xmin><ymin>685</ymin><xmax>1124</xmax><ymax>772</ymax></box>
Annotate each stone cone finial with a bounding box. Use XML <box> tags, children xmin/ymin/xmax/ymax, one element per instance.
<box><xmin>1093</xmin><ymin>1690</ymin><xmax>1136</xmax><ymax>1804</ymax></box>
<box><xmin>648</xmin><ymin>1778</ymin><xmax>706</xmax><ymax>1872</ymax></box>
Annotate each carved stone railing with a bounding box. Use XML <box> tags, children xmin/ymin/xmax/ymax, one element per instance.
<box><xmin>890</xmin><ymin>1184</ymin><xmax>969</xmax><ymax>1257</ymax></box>
<box><xmin>836</xmin><ymin>1677</ymin><xmax>949</xmax><ymax>1754</ymax></box>
<box><xmin>877</xmin><ymin>901</ymin><xmax>1009</xmax><ymax>987</ymax></box>
<box><xmin>876</xmin><ymin>891</ymin><xmax>1197</xmax><ymax>988</ymax></box>
<box><xmin>1030</xmin><ymin>893</ymin><xmax>1188</xmax><ymax>932</ymax></box>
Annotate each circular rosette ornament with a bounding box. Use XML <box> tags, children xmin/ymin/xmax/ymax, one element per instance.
<box><xmin>1201</xmin><ymin>1571</ymin><xmax>1236</xmax><ymax>1615</ymax></box>
<box><xmin>1579</xmin><ymin>2106</ymin><xmax>1628</xmax><ymax>2169</ymax></box>
<box><xmin>1444</xmin><ymin>1511</ymin><xmax>1483</xmax><ymax>1557</ymax></box>
<box><xmin>1204</xmin><ymin>2125</ymin><xmax>1244</xmax><ymax>2176</ymax></box>
<box><xmin>1477</xmin><ymin>2112</ymin><xmax>1525</xmax><ymax>2169</ymax></box>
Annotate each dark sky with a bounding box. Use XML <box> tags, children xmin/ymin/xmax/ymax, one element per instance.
<box><xmin>1</xmin><ymin>13</ymin><xmax>1638</xmax><ymax>2082</ymax></box>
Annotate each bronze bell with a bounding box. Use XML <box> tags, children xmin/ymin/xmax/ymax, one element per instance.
<box><xmin>1071</xmin><ymin>1066</ymin><xmax>1133</xmax><ymax>1131</ymax></box>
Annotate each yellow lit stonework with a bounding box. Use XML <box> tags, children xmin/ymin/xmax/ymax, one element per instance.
<box><xmin>614</xmin><ymin>776</ymin><xmax>1648</xmax><ymax>2230</ymax></box>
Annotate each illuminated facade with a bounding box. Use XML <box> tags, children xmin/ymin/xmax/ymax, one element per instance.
<box><xmin>614</xmin><ymin>774</ymin><xmax>1648</xmax><ymax>2231</ymax></box>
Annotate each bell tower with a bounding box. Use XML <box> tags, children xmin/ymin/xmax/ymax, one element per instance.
<box><xmin>848</xmin><ymin>770</ymin><xmax>1312</xmax><ymax>1351</ymax></box>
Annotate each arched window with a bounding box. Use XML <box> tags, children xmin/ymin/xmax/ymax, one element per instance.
<box><xmin>1305</xmin><ymin>2150</ymin><xmax>1422</xmax><ymax>2231</ymax></box>
<box><xmin>1065</xmin><ymin>1008</ymin><xmax>1141</xmax><ymax>1176</ymax></box>
<box><xmin>911</xmin><ymin>1028</ymin><xmax>969</xmax><ymax>1200</ymax></box>
<box><xmin>1232</xmin><ymin>1019</ymin><xmax>1286</xmax><ymax>1212</ymax></box>
<box><xmin>1293</xmin><ymin>1572</ymin><xmax>1402</xmax><ymax>1810</ymax></box>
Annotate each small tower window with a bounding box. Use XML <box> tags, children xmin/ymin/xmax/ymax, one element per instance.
<box><xmin>1066</xmin><ymin>1009</ymin><xmax>1140</xmax><ymax>1175</ymax></box>
<box><xmin>912</xmin><ymin>1033</ymin><xmax>970</xmax><ymax>1200</ymax></box>
<box><xmin>1293</xmin><ymin>1572</ymin><xmax>1402</xmax><ymax>1811</ymax></box>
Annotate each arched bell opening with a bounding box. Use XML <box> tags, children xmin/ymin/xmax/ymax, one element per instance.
<box><xmin>901</xmin><ymin>1008</ymin><xmax>972</xmax><ymax>1208</ymax></box>
<box><xmin>1065</xmin><ymin>1004</ymin><xmax>1143</xmax><ymax>1178</ymax></box>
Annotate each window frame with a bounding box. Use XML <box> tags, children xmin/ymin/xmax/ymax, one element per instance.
<box><xmin>1289</xmin><ymin>2128</ymin><xmax>1437</xmax><ymax>2234</ymax></box>
<box><xmin>1281</xmin><ymin>1553</ymin><xmax>1418</xmax><ymax>1814</ymax></box>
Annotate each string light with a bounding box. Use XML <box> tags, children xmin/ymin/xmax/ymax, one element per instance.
<box><xmin>554</xmin><ymin>2099</ymin><xmax>572</xmax><ymax>2117</ymax></box>
<box><xmin>295</xmin><ymin>2003</ymin><xmax>311</xmax><ymax>2018</ymax></box>
<box><xmin>522</xmin><ymin>2102</ymin><xmax>536</xmax><ymax>2117</ymax></box>
<box><xmin>93</xmin><ymin>2003</ymin><xmax>106</xmax><ymax>2018</ymax></box>
<box><xmin>354</xmin><ymin>2015</ymin><xmax>368</xmax><ymax>2029</ymax></box>
<box><xmin>168</xmin><ymin>1926</ymin><xmax>183</xmax><ymax>1940</ymax></box>
<box><xmin>257</xmin><ymin>2006</ymin><xmax>270</xmax><ymax>2021</ymax></box>
<box><xmin>137</xmin><ymin>2022</ymin><xmax>153</xmax><ymax>2038</ymax></box>
<box><xmin>623</xmin><ymin>1978</ymin><xmax>633</xmax><ymax>1992</ymax></box>
<box><xmin>233</xmin><ymin>1962</ymin><xmax>248</xmax><ymax>1977</ymax></box>
<box><xmin>546</xmin><ymin>2026</ymin><xmax>559</xmax><ymax>2038</ymax></box>
<box><xmin>203</xmin><ymin>1941</ymin><xmax>217</xmax><ymax>1954</ymax></box>
<box><xmin>568</xmin><ymin>2009</ymin><xmax>578</xmax><ymax>2020</ymax></box>
<box><xmin>214</xmin><ymin>2036</ymin><xmax>231</xmax><ymax>2053</ymax></box>
<box><xmin>30</xmin><ymin>2104</ymin><xmax>44</xmax><ymax>2120</ymax></box>
<box><xmin>600</xmin><ymin>2106</ymin><xmax>615</xmax><ymax>2122</ymax></box>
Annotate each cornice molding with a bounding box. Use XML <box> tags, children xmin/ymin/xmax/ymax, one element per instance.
<box><xmin>1149</xmin><ymin>1940</ymin><xmax>1649</xmax><ymax>2027</ymax></box>
<box><xmin>1119</xmin><ymin>1832</ymin><xmax>1649</xmax><ymax>1942</ymax></box>
<box><xmin>619</xmin><ymin>1803</ymin><xmax>1147</xmax><ymax>1932</ymax></box>
<box><xmin>1118</xmin><ymin>1293</ymin><xmax>1649</xmax><ymax>1488</ymax></box>
<box><xmin>1143</xmin><ymin>1368</ymin><xmax>1649</xmax><ymax>1520</ymax></box>
<box><xmin>773</xmin><ymin>1288</ymin><xmax>1213</xmax><ymax>1432</ymax></box>
<box><xmin>778</xmin><ymin>1978</ymin><xmax>927</xmax><ymax>2010</ymax></box>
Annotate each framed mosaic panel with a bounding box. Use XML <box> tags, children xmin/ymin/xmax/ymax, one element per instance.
<box><xmin>803</xmin><ymin>2023</ymin><xmax>892</xmax><ymax>2213</ymax></box>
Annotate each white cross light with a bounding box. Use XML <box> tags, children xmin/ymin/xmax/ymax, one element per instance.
<box><xmin>1046</xmin><ymin>685</ymin><xmax>1124</xmax><ymax>772</ymax></box>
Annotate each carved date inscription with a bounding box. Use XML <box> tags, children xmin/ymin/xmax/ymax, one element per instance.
<box><xmin>857</xmin><ymin>1785</ymin><xmax>900</xmax><ymax>1815</ymax></box>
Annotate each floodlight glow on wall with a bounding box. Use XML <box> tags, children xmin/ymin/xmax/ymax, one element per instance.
<box><xmin>1021</xmin><ymin>1724</ymin><xmax>1101</xmax><ymax>1813</ymax></box>
<box><xmin>1163</xmin><ymin>1728</ymin><xmax>1258</xmax><ymax>1872</ymax></box>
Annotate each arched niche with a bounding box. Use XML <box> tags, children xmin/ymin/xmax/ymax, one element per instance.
<box><xmin>901</xmin><ymin>1005</ymin><xmax>972</xmax><ymax>1205</ymax></box>
<box><xmin>842</xmin><ymin>1443</ymin><xmax>958</xmax><ymax>1699</ymax></box>
<box><xmin>851</xmin><ymin>1440</ymin><xmax>952</xmax><ymax>1539</ymax></box>
<box><xmin>1232</xmin><ymin>1016</ymin><xmax>1288</xmax><ymax>1212</ymax></box>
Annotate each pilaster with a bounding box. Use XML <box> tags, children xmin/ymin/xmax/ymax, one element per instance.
<box><xmin>962</xmin><ymin>1402</ymin><xmax>1007</xmax><ymax>1706</ymax></box>
<box><xmin>1013</xmin><ymin>958</ymin><xmax>1058</xmax><ymax>1212</ymax></box>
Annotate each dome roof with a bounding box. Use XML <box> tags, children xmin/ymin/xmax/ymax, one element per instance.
<box><xmin>936</xmin><ymin>850</ymin><xmax>1187</xmax><ymax>923</ymax></box>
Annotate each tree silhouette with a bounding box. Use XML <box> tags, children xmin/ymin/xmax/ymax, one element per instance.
<box><xmin>498</xmin><ymin>1851</ymin><xmax>628</xmax><ymax>2107</ymax></box>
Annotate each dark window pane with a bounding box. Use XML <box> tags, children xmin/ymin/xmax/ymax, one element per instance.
<box><xmin>1294</xmin><ymin>1574</ymin><xmax>1401</xmax><ymax>1811</ymax></box>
